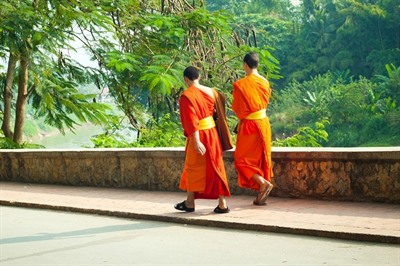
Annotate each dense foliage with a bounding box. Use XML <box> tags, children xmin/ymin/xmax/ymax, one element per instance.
<box><xmin>1</xmin><ymin>0</ymin><xmax>399</xmax><ymax>148</ymax></box>
<box><xmin>270</xmin><ymin>67</ymin><xmax>400</xmax><ymax>146</ymax></box>
<box><xmin>207</xmin><ymin>0</ymin><xmax>400</xmax><ymax>147</ymax></box>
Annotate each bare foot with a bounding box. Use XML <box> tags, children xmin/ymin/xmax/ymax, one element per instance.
<box><xmin>254</xmin><ymin>181</ymin><xmax>273</xmax><ymax>205</ymax></box>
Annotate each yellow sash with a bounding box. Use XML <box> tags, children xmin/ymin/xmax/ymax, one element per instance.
<box><xmin>198</xmin><ymin>116</ymin><xmax>216</xmax><ymax>130</ymax></box>
<box><xmin>245</xmin><ymin>109</ymin><xmax>266</xmax><ymax>120</ymax></box>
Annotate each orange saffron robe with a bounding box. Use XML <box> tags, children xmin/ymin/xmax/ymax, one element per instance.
<box><xmin>232</xmin><ymin>74</ymin><xmax>273</xmax><ymax>191</ymax></box>
<box><xmin>179</xmin><ymin>85</ymin><xmax>231</xmax><ymax>199</ymax></box>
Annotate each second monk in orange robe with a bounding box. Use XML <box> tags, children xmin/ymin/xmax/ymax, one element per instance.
<box><xmin>232</xmin><ymin>52</ymin><xmax>273</xmax><ymax>206</ymax></box>
<box><xmin>174</xmin><ymin>66</ymin><xmax>231</xmax><ymax>214</ymax></box>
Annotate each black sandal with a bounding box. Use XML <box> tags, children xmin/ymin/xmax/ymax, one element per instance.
<box><xmin>214</xmin><ymin>206</ymin><xmax>230</xmax><ymax>214</ymax></box>
<box><xmin>174</xmin><ymin>201</ymin><xmax>195</xmax><ymax>212</ymax></box>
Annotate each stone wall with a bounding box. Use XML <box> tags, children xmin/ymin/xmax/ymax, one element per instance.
<box><xmin>1</xmin><ymin>147</ymin><xmax>399</xmax><ymax>203</ymax></box>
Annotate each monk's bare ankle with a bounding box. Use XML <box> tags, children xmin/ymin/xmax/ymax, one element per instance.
<box><xmin>218</xmin><ymin>197</ymin><xmax>227</xmax><ymax>209</ymax></box>
<box><xmin>259</xmin><ymin>182</ymin><xmax>268</xmax><ymax>192</ymax></box>
<box><xmin>185</xmin><ymin>200</ymin><xmax>195</xmax><ymax>208</ymax></box>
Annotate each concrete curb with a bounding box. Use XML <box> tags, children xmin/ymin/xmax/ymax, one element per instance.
<box><xmin>2</xmin><ymin>200</ymin><xmax>399</xmax><ymax>245</ymax></box>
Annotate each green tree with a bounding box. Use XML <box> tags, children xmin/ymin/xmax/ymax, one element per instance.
<box><xmin>281</xmin><ymin>0</ymin><xmax>400</xmax><ymax>86</ymax></box>
<box><xmin>85</xmin><ymin>0</ymin><xmax>280</xmax><ymax>147</ymax></box>
<box><xmin>0</xmin><ymin>0</ymin><xmax>112</xmax><ymax>144</ymax></box>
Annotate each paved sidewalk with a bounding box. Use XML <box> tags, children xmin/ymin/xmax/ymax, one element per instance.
<box><xmin>0</xmin><ymin>181</ymin><xmax>399</xmax><ymax>244</ymax></box>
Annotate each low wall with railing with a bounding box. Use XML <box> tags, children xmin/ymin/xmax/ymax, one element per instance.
<box><xmin>0</xmin><ymin>147</ymin><xmax>399</xmax><ymax>203</ymax></box>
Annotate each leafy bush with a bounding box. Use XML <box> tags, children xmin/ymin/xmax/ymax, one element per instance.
<box><xmin>90</xmin><ymin>113</ymin><xmax>185</xmax><ymax>148</ymax></box>
<box><xmin>273</xmin><ymin>121</ymin><xmax>328</xmax><ymax>147</ymax></box>
<box><xmin>90</xmin><ymin>133</ymin><xmax>132</xmax><ymax>148</ymax></box>
<box><xmin>0</xmin><ymin>130</ymin><xmax>44</xmax><ymax>149</ymax></box>
<box><xmin>133</xmin><ymin>114</ymin><xmax>185</xmax><ymax>147</ymax></box>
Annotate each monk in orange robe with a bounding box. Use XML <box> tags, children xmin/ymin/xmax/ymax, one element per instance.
<box><xmin>232</xmin><ymin>52</ymin><xmax>273</xmax><ymax>206</ymax></box>
<box><xmin>175</xmin><ymin>66</ymin><xmax>231</xmax><ymax>213</ymax></box>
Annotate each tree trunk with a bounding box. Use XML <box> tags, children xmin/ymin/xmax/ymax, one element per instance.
<box><xmin>13</xmin><ymin>57</ymin><xmax>29</xmax><ymax>144</ymax></box>
<box><xmin>1</xmin><ymin>53</ymin><xmax>18</xmax><ymax>139</ymax></box>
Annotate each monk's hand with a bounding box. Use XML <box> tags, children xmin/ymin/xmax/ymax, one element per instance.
<box><xmin>195</xmin><ymin>141</ymin><xmax>206</xmax><ymax>156</ymax></box>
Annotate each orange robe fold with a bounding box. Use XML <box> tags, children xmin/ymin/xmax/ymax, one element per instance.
<box><xmin>232</xmin><ymin>74</ymin><xmax>273</xmax><ymax>191</ymax></box>
<box><xmin>179</xmin><ymin>85</ymin><xmax>231</xmax><ymax>199</ymax></box>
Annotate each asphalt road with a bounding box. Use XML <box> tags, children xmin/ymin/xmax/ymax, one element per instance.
<box><xmin>1</xmin><ymin>206</ymin><xmax>399</xmax><ymax>266</ymax></box>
